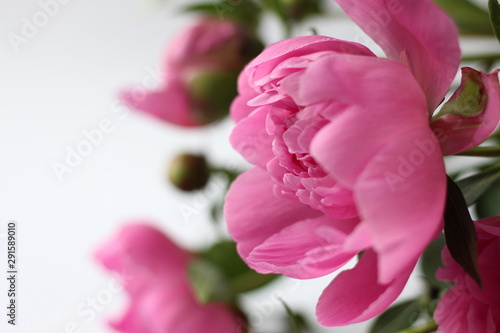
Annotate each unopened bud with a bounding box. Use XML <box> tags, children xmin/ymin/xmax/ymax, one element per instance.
<box><xmin>189</xmin><ymin>71</ymin><xmax>239</xmax><ymax>124</ymax></box>
<box><xmin>168</xmin><ymin>154</ymin><xmax>210</xmax><ymax>191</ymax></box>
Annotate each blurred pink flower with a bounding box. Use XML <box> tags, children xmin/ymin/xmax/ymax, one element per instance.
<box><xmin>121</xmin><ymin>19</ymin><xmax>259</xmax><ymax>127</ymax></box>
<box><xmin>435</xmin><ymin>217</ymin><xmax>500</xmax><ymax>332</ymax></box>
<box><xmin>94</xmin><ymin>223</ymin><xmax>243</xmax><ymax>333</ymax></box>
<box><xmin>225</xmin><ymin>0</ymin><xmax>500</xmax><ymax>326</ymax></box>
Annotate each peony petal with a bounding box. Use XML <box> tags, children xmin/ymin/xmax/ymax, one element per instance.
<box><xmin>109</xmin><ymin>301</ymin><xmax>150</xmax><ymax>333</ymax></box>
<box><xmin>94</xmin><ymin>223</ymin><xmax>190</xmax><ymax>295</ymax></box>
<box><xmin>465</xmin><ymin>239</ymin><xmax>500</xmax><ymax>304</ymax></box>
<box><xmin>244</xmin><ymin>35</ymin><xmax>374</xmax><ymax>86</ymax></box>
<box><xmin>224</xmin><ymin>167</ymin><xmax>322</xmax><ymax>269</ymax></box>
<box><xmin>142</xmin><ymin>286</ymin><xmax>242</xmax><ymax>333</ymax></box>
<box><xmin>248</xmin><ymin>215</ymin><xmax>359</xmax><ymax>278</ymax></box>
<box><xmin>167</xmin><ymin>19</ymin><xmax>240</xmax><ymax>68</ymax></box>
<box><xmin>436</xmin><ymin>245</ymin><xmax>463</xmax><ymax>283</ymax></box>
<box><xmin>230</xmin><ymin>70</ymin><xmax>260</xmax><ymax>122</ymax></box>
<box><xmin>119</xmin><ymin>80</ymin><xmax>200</xmax><ymax>127</ymax></box>
<box><xmin>304</xmin><ymin>55</ymin><xmax>446</xmax><ymax>283</ymax></box>
<box><xmin>467</xmin><ymin>301</ymin><xmax>493</xmax><ymax>333</ymax></box>
<box><xmin>333</xmin><ymin>0</ymin><xmax>460</xmax><ymax>111</ymax></box>
<box><xmin>477</xmin><ymin>216</ymin><xmax>500</xmax><ymax>237</ymax></box>
<box><xmin>229</xmin><ymin>106</ymin><xmax>275</xmax><ymax>168</ymax></box>
<box><xmin>230</xmin><ymin>95</ymin><xmax>257</xmax><ymax>123</ymax></box>
<box><xmin>309</xmin><ymin>55</ymin><xmax>429</xmax><ymax>188</ymax></box>
<box><xmin>172</xmin><ymin>303</ymin><xmax>243</xmax><ymax>333</ymax></box>
<box><xmin>435</xmin><ymin>291</ymin><xmax>473</xmax><ymax>333</ymax></box>
<box><xmin>354</xmin><ymin>127</ymin><xmax>446</xmax><ymax>284</ymax></box>
<box><xmin>432</xmin><ymin>69</ymin><xmax>500</xmax><ymax>155</ymax></box>
<box><xmin>316</xmin><ymin>250</ymin><xmax>414</xmax><ymax>326</ymax></box>
<box><xmin>110</xmin><ymin>283</ymin><xmax>193</xmax><ymax>333</ymax></box>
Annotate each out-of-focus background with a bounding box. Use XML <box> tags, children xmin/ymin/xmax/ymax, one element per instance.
<box><xmin>1</xmin><ymin>0</ymin><xmax>498</xmax><ymax>332</ymax></box>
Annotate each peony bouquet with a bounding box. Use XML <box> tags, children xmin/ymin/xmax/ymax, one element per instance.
<box><xmin>95</xmin><ymin>0</ymin><xmax>500</xmax><ymax>332</ymax></box>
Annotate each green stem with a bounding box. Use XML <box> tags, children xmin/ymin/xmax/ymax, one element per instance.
<box><xmin>455</xmin><ymin>146</ymin><xmax>500</xmax><ymax>157</ymax></box>
<box><xmin>461</xmin><ymin>54</ymin><xmax>500</xmax><ymax>62</ymax></box>
<box><xmin>396</xmin><ymin>321</ymin><xmax>438</xmax><ymax>333</ymax></box>
<box><xmin>210</xmin><ymin>167</ymin><xmax>240</xmax><ymax>184</ymax></box>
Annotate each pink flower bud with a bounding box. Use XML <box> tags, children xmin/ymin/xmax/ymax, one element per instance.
<box><xmin>120</xmin><ymin>19</ymin><xmax>261</xmax><ymax>127</ymax></box>
<box><xmin>94</xmin><ymin>223</ymin><xmax>245</xmax><ymax>333</ymax></box>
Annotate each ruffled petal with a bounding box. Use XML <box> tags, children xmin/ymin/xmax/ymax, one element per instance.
<box><xmin>307</xmin><ymin>54</ymin><xmax>427</xmax><ymax>188</ymax></box>
<box><xmin>305</xmin><ymin>55</ymin><xmax>445</xmax><ymax>283</ymax></box>
<box><xmin>229</xmin><ymin>106</ymin><xmax>275</xmax><ymax>168</ymax></box>
<box><xmin>435</xmin><ymin>291</ymin><xmax>473</xmax><ymax>333</ymax></box>
<box><xmin>465</xmin><ymin>239</ymin><xmax>500</xmax><ymax>304</ymax></box>
<box><xmin>224</xmin><ymin>167</ymin><xmax>323</xmax><ymax>267</ymax></box>
<box><xmin>244</xmin><ymin>35</ymin><xmax>375</xmax><ymax>86</ymax></box>
<box><xmin>248</xmin><ymin>215</ymin><xmax>359</xmax><ymax>278</ymax></box>
<box><xmin>333</xmin><ymin>0</ymin><xmax>460</xmax><ymax>111</ymax></box>
<box><xmin>292</xmin><ymin>53</ymin><xmax>428</xmax><ymax>119</ymax></box>
<box><xmin>432</xmin><ymin>68</ymin><xmax>500</xmax><ymax>155</ymax></box>
<box><xmin>316</xmin><ymin>250</ymin><xmax>414</xmax><ymax>326</ymax></box>
<box><xmin>230</xmin><ymin>70</ymin><xmax>259</xmax><ymax>122</ymax></box>
<box><xmin>467</xmin><ymin>301</ymin><xmax>494</xmax><ymax>333</ymax></box>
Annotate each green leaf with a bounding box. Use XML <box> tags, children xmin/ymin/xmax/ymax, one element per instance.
<box><xmin>476</xmin><ymin>176</ymin><xmax>500</xmax><ymax>218</ymax></box>
<box><xmin>261</xmin><ymin>0</ymin><xmax>292</xmax><ymax>37</ymax></box>
<box><xmin>444</xmin><ymin>177</ymin><xmax>481</xmax><ymax>286</ymax></box>
<box><xmin>201</xmin><ymin>241</ymin><xmax>250</xmax><ymax>278</ymax></box>
<box><xmin>189</xmin><ymin>258</ymin><xmax>232</xmax><ymax>303</ymax></box>
<box><xmin>420</xmin><ymin>233</ymin><xmax>448</xmax><ymax>289</ymax></box>
<box><xmin>456</xmin><ymin>163</ymin><xmax>500</xmax><ymax>205</ymax></box>
<box><xmin>210</xmin><ymin>200</ymin><xmax>224</xmax><ymax>223</ymax></box>
<box><xmin>280</xmin><ymin>299</ymin><xmax>309</xmax><ymax>333</ymax></box>
<box><xmin>229</xmin><ymin>269</ymin><xmax>279</xmax><ymax>293</ymax></box>
<box><xmin>183</xmin><ymin>1</ymin><xmax>262</xmax><ymax>30</ymax></box>
<box><xmin>369</xmin><ymin>299</ymin><xmax>422</xmax><ymax>333</ymax></box>
<box><xmin>434</xmin><ymin>0</ymin><xmax>494</xmax><ymax>35</ymax></box>
<box><xmin>489</xmin><ymin>0</ymin><xmax>500</xmax><ymax>43</ymax></box>
<box><xmin>199</xmin><ymin>241</ymin><xmax>280</xmax><ymax>293</ymax></box>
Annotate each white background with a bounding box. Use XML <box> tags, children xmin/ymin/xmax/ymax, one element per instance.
<box><xmin>1</xmin><ymin>0</ymin><xmax>498</xmax><ymax>332</ymax></box>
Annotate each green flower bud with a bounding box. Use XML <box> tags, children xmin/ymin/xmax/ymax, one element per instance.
<box><xmin>168</xmin><ymin>153</ymin><xmax>210</xmax><ymax>191</ymax></box>
<box><xmin>189</xmin><ymin>71</ymin><xmax>239</xmax><ymax>124</ymax></box>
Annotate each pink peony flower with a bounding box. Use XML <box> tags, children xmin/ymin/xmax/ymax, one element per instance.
<box><xmin>224</xmin><ymin>0</ymin><xmax>500</xmax><ymax>326</ymax></box>
<box><xmin>94</xmin><ymin>223</ymin><xmax>243</xmax><ymax>333</ymax></box>
<box><xmin>120</xmin><ymin>19</ymin><xmax>259</xmax><ymax>127</ymax></box>
<box><xmin>435</xmin><ymin>217</ymin><xmax>500</xmax><ymax>332</ymax></box>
